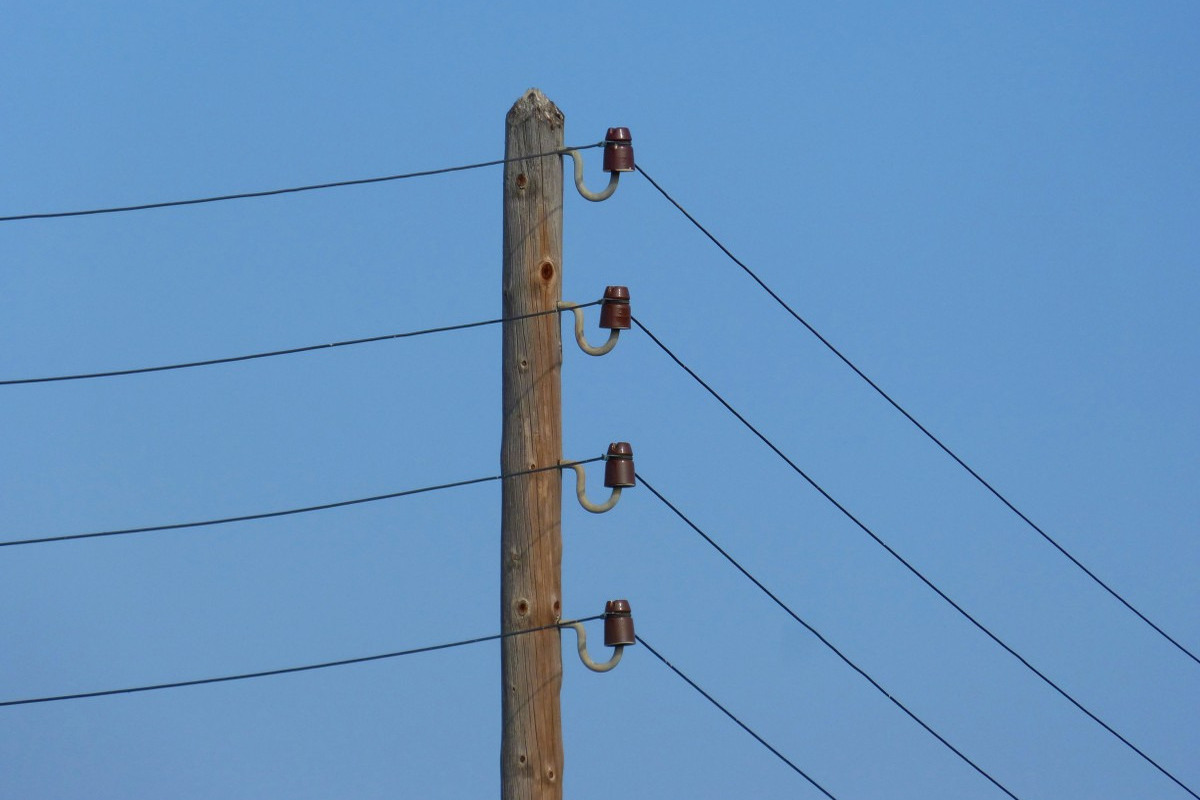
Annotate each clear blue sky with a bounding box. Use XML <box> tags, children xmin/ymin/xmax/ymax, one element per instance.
<box><xmin>3</xmin><ymin>3</ymin><xmax>1197</xmax><ymax>798</ymax></box>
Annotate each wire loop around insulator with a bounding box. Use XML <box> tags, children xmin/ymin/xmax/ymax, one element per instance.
<box><xmin>561</xmin><ymin>620</ymin><xmax>624</xmax><ymax>672</ymax></box>
<box><xmin>564</xmin><ymin>149</ymin><xmax>620</xmax><ymax>202</ymax></box>
<box><xmin>558</xmin><ymin>301</ymin><xmax>620</xmax><ymax>356</ymax></box>
<box><xmin>562</xmin><ymin>460</ymin><xmax>622</xmax><ymax>513</ymax></box>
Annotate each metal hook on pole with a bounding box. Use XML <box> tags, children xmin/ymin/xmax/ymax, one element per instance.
<box><xmin>561</xmin><ymin>600</ymin><xmax>635</xmax><ymax>673</ymax></box>
<box><xmin>564</xmin><ymin>460</ymin><xmax>622</xmax><ymax>513</ymax></box>
<box><xmin>566</xmin><ymin>149</ymin><xmax>619</xmax><ymax>202</ymax></box>
<box><xmin>558</xmin><ymin>286</ymin><xmax>630</xmax><ymax>357</ymax></box>
<box><xmin>563</xmin><ymin>443</ymin><xmax>635</xmax><ymax>514</ymax></box>
<box><xmin>558</xmin><ymin>302</ymin><xmax>619</xmax><ymax>356</ymax></box>
<box><xmin>564</xmin><ymin>127</ymin><xmax>634</xmax><ymax>202</ymax></box>
<box><xmin>563</xmin><ymin>620</ymin><xmax>623</xmax><ymax>672</ymax></box>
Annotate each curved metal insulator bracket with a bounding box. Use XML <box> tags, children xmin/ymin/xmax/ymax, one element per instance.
<box><xmin>563</xmin><ymin>460</ymin><xmax>622</xmax><ymax>513</ymax></box>
<box><xmin>565</xmin><ymin>148</ymin><xmax>620</xmax><ymax>202</ymax></box>
<box><xmin>562</xmin><ymin>620</ymin><xmax>624</xmax><ymax>673</ymax></box>
<box><xmin>558</xmin><ymin>301</ymin><xmax>620</xmax><ymax>356</ymax></box>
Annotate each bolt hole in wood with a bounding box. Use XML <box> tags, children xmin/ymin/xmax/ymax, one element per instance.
<box><xmin>515</xmin><ymin>173</ymin><xmax>527</xmax><ymax>189</ymax></box>
<box><xmin>539</xmin><ymin>260</ymin><xmax>554</xmax><ymax>281</ymax></box>
<box><xmin>516</xmin><ymin>598</ymin><xmax>530</xmax><ymax>616</ymax></box>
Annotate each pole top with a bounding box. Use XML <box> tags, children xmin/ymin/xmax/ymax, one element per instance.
<box><xmin>507</xmin><ymin>88</ymin><xmax>564</xmax><ymax>128</ymax></box>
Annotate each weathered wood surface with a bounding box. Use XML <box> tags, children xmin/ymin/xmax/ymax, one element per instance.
<box><xmin>500</xmin><ymin>87</ymin><xmax>564</xmax><ymax>800</ymax></box>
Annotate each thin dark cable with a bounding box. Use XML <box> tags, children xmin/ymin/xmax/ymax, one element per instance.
<box><xmin>632</xmin><ymin>315</ymin><xmax>1199</xmax><ymax>799</ymax></box>
<box><xmin>0</xmin><ymin>143</ymin><xmax>603</xmax><ymax>222</ymax></box>
<box><xmin>0</xmin><ymin>616</ymin><xmax>602</xmax><ymax>708</ymax></box>
<box><xmin>635</xmin><ymin>163</ymin><xmax>1199</xmax><ymax>670</ymax></box>
<box><xmin>635</xmin><ymin>634</ymin><xmax>839</xmax><ymax>800</ymax></box>
<box><xmin>0</xmin><ymin>457</ymin><xmax>603</xmax><ymax>548</ymax></box>
<box><xmin>637</xmin><ymin>473</ymin><xmax>1022</xmax><ymax>800</ymax></box>
<box><xmin>0</xmin><ymin>301</ymin><xmax>599</xmax><ymax>386</ymax></box>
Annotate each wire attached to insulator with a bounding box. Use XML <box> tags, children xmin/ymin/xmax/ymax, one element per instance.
<box><xmin>0</xmin><ymin>615</ymin><xmax>606</xmax><ymax>708</ymax></box>
<box><xmin>564</xmin><ymin>462</ymin><xmax>622</xmax><ymax>513</ymax></box>
<box><xmin>564</xmin><ymin>127</ymin><xmax>633</xmax><ymax>202</ymax></box>
<box><xmin>563</xmin><ymin>621</ymin><xmax>623</xmax><ymax>672</ymax></box>
<box><xmin>1</xmin><ymin>302</ymin><xmax>602</xmax><ymax>386</ymax></box>
<box><xmin>0</xmin><ymin>142</ymin><xmax>605</xmax><ymax>223</ymax></box>
<box><xmin>2</xmin><ymin>457</ymin><xmax>606</xmax><ymax>549</ymax></box>
<box><xmin>565</xmin><ymin>149</ymin><xmax>618</xmax><ymax>201</ymax></box>
<box><xmin>558</xmin><ymin>286</ymin><xmax>631</xmax><ymax>357</ymax></box>
<box><xmin>561</xmin><ymin>600</ymin><xmax>635</xmax><ymax>673</ymax></box>
<box><xmin>562</xmin><ymin>443</ymin><xmax>635</xmax><ymax>513</ymax></box>
<box><xmin>558</xmin><ymin>302</ymin><xmax>619</xmax><ymax>355</ymax></box>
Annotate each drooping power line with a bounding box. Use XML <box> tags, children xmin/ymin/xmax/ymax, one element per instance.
<box><xmin>631</xmin><ymin>314</ymin><xmax>1199</xmax><ymax>800</ymax></box>
<box><xmin>0</xmin><ymin>143</ymin><xmax>602</xmax><ymax>222</ymax></box>
<box><xmin>0</xmin><ymin>302</ymin><xmax>599</xmax><ymax>386</ymax></box>
<box><xmin>637</xmin><ymin>473</ymin><xmax>1022</xmax><ymax>800</ymax></box>
<box><xmin>0</xmin><ymin>617</ymin><xmax>602</xmax><ymax>708</ymax></box>
<box><xmin>636</xmin><ymin>634</ymin><xmax>840</xmax><ymax>800</ymax></box>
<box><xmin>634</xmin><ymin>162</ymin><xmax>1200</xmax><ymax>670</ymax></box>
<box><xmin>0</xmin><ymin>457</ymin><xmax>603</xmax><ymax>548</ymax></box>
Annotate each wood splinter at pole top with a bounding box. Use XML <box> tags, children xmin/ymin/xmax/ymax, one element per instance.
<box><xmin>500</xmin><ymin>88</ymin><xmax>565</xmax><ymax>800</ymax></box>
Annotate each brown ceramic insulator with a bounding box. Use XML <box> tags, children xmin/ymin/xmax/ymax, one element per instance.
<box><xmin>604</xmin><ymin>599</ymin><xmax>635</xmax><ymax>647</ymax></box>
<box><xmin>603</xmin><ymin>442</ymin><xmax>635</xmax><ymax>488</ymax></box>
<box><xmin>602</xmin><ymin>127</ymin><xmax>634</xmax><ymax>173</ymax></box>
<box><xmin>598</xmin><ymin>285</ymin><xmax>632</xmax><ymax>330</ymax></box>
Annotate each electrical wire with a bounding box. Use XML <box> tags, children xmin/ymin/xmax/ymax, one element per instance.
<box><xmin>635</xmin><ymin>162</ymin><xmax>1200</xmax><ymax>670</ymax></box>
<box><xmin>0</xmin><ymin>616</ymin><xmax>603</xmax><ymax>708</ymax></box>
<box><xmin>0</xmin><ymin>143</ymin><xmax>603</xmax><ymax>222</ymax></box>
<box><xmin>631</xmin><ymin>315</ymin><xmax>1199</xmax><ymax>799</ymax></box>
<box><xmin>636</xmin><ymin>473</ymin><xmax>1023</xmax><ymax>800</ymax></box>
<box><xmin>0</xmin><ymin>301</ymin><xmax>599</xmax><ymax>386</ymax></box>
<box><xmin>635</xmin><ymin>634</ymin><xmax>839</xmax><ymax>800</ymax></box>
<box><xmin>0</xmin><ymin>457</ymin><xmax>603</xmax><ymax>548</ymax></box>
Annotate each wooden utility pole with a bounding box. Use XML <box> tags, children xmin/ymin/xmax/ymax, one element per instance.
<box><xmin>500</xmin><ymin>88</ymin><xmax>565</xmax><ymax>800</ymax></box>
